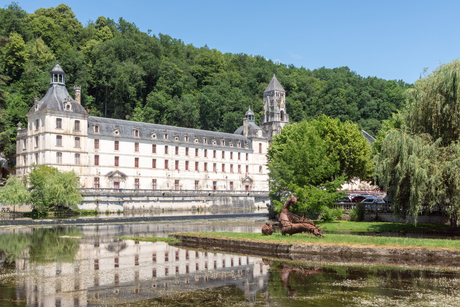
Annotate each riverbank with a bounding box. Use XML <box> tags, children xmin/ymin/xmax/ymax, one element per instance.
<box><xmin>172</xmin><ymin>232</ymin><xmax>460</xmax><ymax>266</ymax></box>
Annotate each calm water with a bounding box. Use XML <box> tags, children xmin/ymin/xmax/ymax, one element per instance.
<box><xmin>0</xmin><ymin>221</ymin><xmax>459</xmax><ymax>306</ymax></box>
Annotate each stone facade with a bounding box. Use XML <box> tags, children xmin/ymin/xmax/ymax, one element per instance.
<box><xmin>16</xmin><ymin>65</ymin><xmax>289</xmax><ymax>192</ymax></box>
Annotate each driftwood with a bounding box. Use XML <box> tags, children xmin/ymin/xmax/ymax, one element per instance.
<box><xmin>262</xmin><ymin>223</ymin><xmax>274</xmax><ymax>235</ymax></box>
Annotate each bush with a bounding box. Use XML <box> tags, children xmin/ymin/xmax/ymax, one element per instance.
<box><xmin>333</xmin><ymin>208</ymin><xmax>344</xmax><ymax>220</ymax></box>
<box><xmin>349</xmin><ymin>203</ymin><xmax>365</xmax><ymax>221</ymax></box>
<box><xmin>320</xmin><ymin>206</ymin><xmax>336</xmax><ymax>222</ymax></box>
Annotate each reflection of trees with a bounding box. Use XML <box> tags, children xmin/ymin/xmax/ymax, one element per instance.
<box><xmin>106</xmin><ymin>239</ymin><xmax>127</xmax><ymax>253</ymax></box>
<box><xmin>0</xmin><ymin>227</ymin><xmax>81</xmax><ymax>264</ymax></box>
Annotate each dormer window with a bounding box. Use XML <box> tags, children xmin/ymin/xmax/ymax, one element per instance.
<box><xmin>165</xmin><ymin>134</ymin><xmax>168</xmax><ymax>140</ymax></box>
<box><xmin>203</xmin><ymin>138</ymin><xmax>207</xmax><ymax>144</ymax></box>
<box><xmin>56</xmin><ymin>118</ymin><xmax>62</xmax><ymax>129</ymax></box>
<box><xmin>66</xmin><ymin>104</ymin><xmax>70</xmax><ymax>110</ymax></box>
<box><xmin>134</xmin><ymin>130</ymin><xmax>139</xmax><ymax>137</ymax></box>
<box><xmin>94</xmin><ymin>125</ymin><xmax>99</xmax><ymax>133</ymax></box>
<box><xmin>237</xmin><ymin>142</ymin><xmax>241</xmax><ymax>148</ymax></box>
<box><xmin>175</xmin><ymin>136</ymin><xmax>179</xmax><ymax>141</ymax></box>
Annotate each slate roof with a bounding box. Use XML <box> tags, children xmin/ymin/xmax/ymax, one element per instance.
<box><xmin>245</xmin><ymin>107</ymin><xmax>255</xmax><ymax>117</ymax></box>
<box><xmin>361</xmin><ymin>130</ymin><xmax>376</xmax><ymax>144</ymax></box>
<box><xmin>50</xmin><ymin>63</ymin><xmax>65</xmax><ymax>75</ymax></box>
<box><xmin>234</xmin><ymin>121</ymin><xmax>268</xmax><ymax>139</ymax></box>
<box><xmin>88</xmin><ymin>116</ymin><xmax>253</xmax><ymax>150</ymax></box>
<box><xmin>264</xmin><ymin>74</ymin><xmax>285</xmax><ymax>93</ymax></box>
<box><xmin>27</xmin><ymin>83</ymin><xmax>87</xmax><ymax>115</ymax></box>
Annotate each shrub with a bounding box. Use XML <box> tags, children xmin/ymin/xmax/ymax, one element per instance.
<box><xmin>320</xmin><ymin>206</ymin><xmax>336</xmax><ymax>222</ymax></box>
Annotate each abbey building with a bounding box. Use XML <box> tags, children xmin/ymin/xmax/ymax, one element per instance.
<box><xmin>16</xmin><ymin>64</ymin><xmax>289</xmax><ymax>191</ymax></box>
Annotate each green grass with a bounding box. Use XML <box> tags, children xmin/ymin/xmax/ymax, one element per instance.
<box><xmin>116</xmin><ymin>236</ymin><xmax>181</xmax><ymax>244</ymax></box>
<box><xmin>172</xmin><ymin>231</ymin><xmax>460</xmax><ymax>251</ymax></box>
<box><xmin>316</xmin><ymin>220</ymin><xmax>450</xmax><ymax>233</ymax></box>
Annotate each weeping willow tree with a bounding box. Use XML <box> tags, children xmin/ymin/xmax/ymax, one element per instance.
<box><xmin>375</xmin><ymin>60</ymin><xmax>460</xmax><ymax>229</ymax></box>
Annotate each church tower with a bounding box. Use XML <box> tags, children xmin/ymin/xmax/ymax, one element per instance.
<box><xmin>260</xmin><ymin>74</ymin><xmax>289</xmax><ymax>139</ymax></box>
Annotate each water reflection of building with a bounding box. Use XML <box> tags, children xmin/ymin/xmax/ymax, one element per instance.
<box><xmin>10</xmin><ymin>225</ymin><xmax>269</xmax><ymax>306</ymax></box>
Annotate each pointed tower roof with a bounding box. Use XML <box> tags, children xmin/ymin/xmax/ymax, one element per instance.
<box><xmin>245</xmin><ymin>107</ymin><xmax>254</xmax><ymax>117</ymax></box>
<box><xmin>50</xmin><ymin>61</ymin><xmax>65</xmax><ymax>75</ymax></box>
<box><xmin>264</xmin><ymin>74</ymin><xmax>285</xmax><ymax>93</ymax></box>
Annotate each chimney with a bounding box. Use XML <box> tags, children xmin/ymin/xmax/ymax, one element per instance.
<box><xmin>243</xmin><ymin>117</ymin><xmax>248</xmax><ymax>137</ymax></box>
<box><xmin>74</xmin><ymin>85</ymin><xmax>81</xmax><ymax>104</ymax></box>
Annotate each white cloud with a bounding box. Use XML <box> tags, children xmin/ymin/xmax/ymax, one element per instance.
<box><xmin>288</xmin><ymin>51</ymin><xmax>302</xmax><ymax>59</ymax></box>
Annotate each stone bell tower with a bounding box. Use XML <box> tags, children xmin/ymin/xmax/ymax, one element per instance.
<box><xmin>260</xmin><ymin>74</ymin><xmax>289</xmax><ymax>139</ymax></box>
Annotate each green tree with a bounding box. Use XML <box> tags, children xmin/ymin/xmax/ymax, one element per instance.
<box><xmin>0</xmin><ymin>174</ymin><xmax>30</xmax><ymax>212</ymax></box>
<box><xmin>374</xmin><ymin>60</ymin><xmax>460</xmax><ymax>229</ymax></box>
<box><xmin>2</xmin><ymin>32</ymin><xmax>28</xmax><ymax>81</ymax></box>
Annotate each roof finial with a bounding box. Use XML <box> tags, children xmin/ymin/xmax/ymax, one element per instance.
<box><xmin>57</xmin><ymin>59</ymin><xmax>59</xmax><ymax>64</ymax></box>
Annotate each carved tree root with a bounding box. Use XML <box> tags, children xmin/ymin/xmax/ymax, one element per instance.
<box><xmin>262</xmin><ymin>223</ymin><xmax>274</xmax><ymax>235</ymax></box>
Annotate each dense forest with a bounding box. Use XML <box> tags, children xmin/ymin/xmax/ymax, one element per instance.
<box><xmin>0</xmin><ymin>3</ymin><xmax>412</xmax><ymax>164</ymax></box>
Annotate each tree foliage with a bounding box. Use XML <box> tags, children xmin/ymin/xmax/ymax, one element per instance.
<box><xmin>0</xmin><ymin>174</ymin><xmax>30</xmax><ymax>210</ymax></box>
<box><xmin>268</xmin><ymin>116</ymin><xmax>373</xmax><ymax>215</ymax></box>
<box><xmin>374</xmin><ymin>60</ymin><xmax>460</xmax><ymax>228</ymax></box>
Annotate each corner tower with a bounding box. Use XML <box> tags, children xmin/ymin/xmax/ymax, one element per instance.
<box><xmin>261</xmin><ymin>74</ymin><xmax>289</xmax><ymax>139</ymax></box>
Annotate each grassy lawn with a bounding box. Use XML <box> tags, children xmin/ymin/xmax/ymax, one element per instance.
<box><xmin>116</xmin><ymin>236</ymin><xmax>181</xmax><ymax>244</ymax></box>
<box><xmin>172</xmin><ymin>231</ymin><xmax>460</xmax><ymax>251</ymax></box>
<box><xmin>315</xmin><ymin>220</ymin><xmax>450</xmax><ymax>233</ymax></box>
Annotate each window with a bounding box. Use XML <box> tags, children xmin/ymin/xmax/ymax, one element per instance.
<box><xmin>259</xmin><ymin>165</ymin><xmax>263</xmax><ymax>173</ymax></box>
<box><xmin>195</xmin><ymin>161</ymin><xmax>199</xmax><ymax>171</ymax></box>
<box><xmin>56</xmin><ymin>152</ymin><xmax>62</xmax><ymax>164</ymax></box>
<box><xmin>204</xmin><ymin>149</ymin><xmax>207</xmax><ymax>157</ymax></box>
<box><xmin>245</xmin><ymin>185</ymin><xmax>249</xmax><ymax>191</ymax></box>
<box><xmin>135</xmin><ymin>142</ymin><xmax>139</xmax><ymax>152</ymax></box>
<box><xmin>238</xmin><ymin>152</ymin><xmax>241</xmax><ymax>160</ymax></box>
<box><xmin>115</xmin><ymin>156</ymin><xmax>119</xmax><ymax>167</ymax></box>
<box><xmin>175</xmin><ymin>180</ymin><xmax>179</xmax><ymax>190</ymax></box>
<box><xmin>152</xmin><ymin>179</ymin><xmax>157</xmax><ymax>189</ymax></box>
<box><xmin>222</xmin><ymin>151</ymin><xmax>225</xmax><ymax>159</ymax></box>
<box><xmin>75</xmin><ymin>137</ymin><xmax>80</xmax><ymax>148</ymax></box>
<box><xmin>35</xmin><ymin>153</ymin><xmax>38</xmax><ymax>163</ymax></box>
<box><xmin>237</xmin><ymin>142</ymin><xmax>241</xmax><ymax>148</ymax></box>
<box><xmin>185</xmin><ymin>136</ymin><xmax>189</xmax><ymax>142</ymax></box>
<box><xmin>164</xmin><ymin>133</ymin><xmax>168</xmax><ymax>140</ymax></box>
<box><xmin>94</xmin><ymin>177</ymin><xmax>100</xmax><ymax>188</ymax></box>
<box><xmin>230</xmin><ymin>164</ymin><xmax>233</xmax><ymax>173</ymax></box>
<box><xmin>152</xmin><ymin>144</ymin><xmax>156</xmax><ymax>153</ymax></box>
<box><xmin>222</xmin><ymin>164</ymin><xmax>225</xmax><ymax>172</ymax></box>
<box><xmin>204</xmin><ymin>138</ymin><xmax>207</xmax><ymax>144</ymax></box>
<box><xmin>246</xmin><ymin>153</ymin><xmax>249</xmax><ymax>161</ymax></box>
<box><xmin>35</xmin><ymin>136</ymin><xmax>39</xmax><ymax>147</ymax></box>
<box><xmin>195</xmin><ymin>181</ymin><xmax>199</xmax><ymax>190</ymax></box>
<box><xmin>195</xmin><ymin>148</ymin><xmax>198</xmax><ymax>156</ymax></box>
<box><xmin>134</xmin><ymin>130</ymin><xmax>139</xmax><ymax>137</ymax></box>
<box><xmin>238</xmin><ymin>165</ymin><xmax>241</xmax><ymax>173</ymax></box>
<box><xmin>56</xmin><ymin>135</ymin><xmax>62</xmax><ymax>146</ymax></box>
<box><xmin>135</xmin><ymin>157</ymin><xmax>139</xmax><ymax>168</ymax></box>
<box><xmin>175</xmin><ymin>160</ymin><xmax>179</xmax><ymax>170</ymax></box>
<box><xmin>175</xmin><ymin>146</ymin><xmax>179</xmax><ymax>155</ymax></box>
<box><xmin>75</xmin><ymin>120</ymin><xmax>80</xmax><ymax>131</ymax></box>
<box><xmin>115</xmin><ymin>141</ymin><xmax>119</xmax><ymax>150</ymax></box>
<box><xmin>213</xmin><ymin>150</ymin><xmax>216</xmax><ymax>158</ymax></box>
<box><xmin>94</xmin><ymin>155</ymin><xmax>99</xmax><ymax>166</ymax></box>
<box><xmin>185</xmin><ymin>161</ymin><xmax>189</xmax><ymax>170</ymax></box>
<box><xmin>185</xmin><ymin>147</ymin><xmax>189</xmax><ymax>155</ymax></box>
<box><xmin>75</xmin><ymin>154</ymin><xmax>80</xmax><ymax>165</ymax></box>
<box><xmin>22</xmin><ymin>139</ymin><xmax>26</xmax><ymax>151</ymax></box>
<box><xmin>204</xmin><ymin>162</ymin><xmax>207</xmax><ymax>172</ymax></box>
<box><xmin>165</xmin><ymin>160</ymin><xmax>169</xmax><ymax>169</ymax></box>
<box><xmin>213</xmin><ymin>181</ymin><xmax>217</xmax><ymax>190</ymax></box>
<box><xmin>35</xmin><ymin>119</ymin><xmax>39</xmax><ymax>130</ymax></box>
<box><xmin>165</xmin><ymin>145</ymin><xmax>168</xmax><ymax>154</ymax></box>
<box><xmin>259</xmin><ymin>143</ymin><xmax>262</xmax><ymax>153</ymax></box>
<box><xmin>213</xmin><ymin>163</ymin><xmax>217</xmax><ymax>172</ymax></box>
<box><xmin>152</xmin><ymin>159</ymin><xmax>156</xmax><ymax>168</ymax></box>
<box><xmin>94</xmin><ymin>125</ymin><xmax>99</xmax><ymax>133</ymax></box>
<box><xmin>246</xmin><ymin>165</ymin><xmax>249</xmax><ymax>173</ymax></box>
<box><xmin>230</xmin><ymin>152</ymin><xmax>233</xmax><ymax>159</ymax></box>
<box><xmin>56</xmin><ymin>118</ymin><xmax>62</xmax><ymax>129</ymax></box>
<box><xmin>230</xmin><ymin>182</ymin><xmax>233</xmax><ymax>190</ymax></box>
<box><xmin>94</xmin><ymin>139</ymin><xmax>99</xmax><ymax>149</ymax></box>
<box><xmin>135</xmin><ymin>179</ymin><xmax>139</xmax><ymax>189</ymax></box>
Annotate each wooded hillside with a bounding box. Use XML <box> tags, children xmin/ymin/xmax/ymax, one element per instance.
<box><xmin>0</xmin><ymin>3</ymin><xmax>411</xmax><ymax>162</ymax></box>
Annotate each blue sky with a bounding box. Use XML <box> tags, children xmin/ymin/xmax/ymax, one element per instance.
<box><xmin>7</xmin><ymin>0</ymin><xmax>460</xmax><ymax>84</ymax></box>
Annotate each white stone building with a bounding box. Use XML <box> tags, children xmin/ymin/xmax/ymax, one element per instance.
<box><xmin>16</xmin><ymin>64</ymin><xmax>289</xmax><ymax>192</ymax></box>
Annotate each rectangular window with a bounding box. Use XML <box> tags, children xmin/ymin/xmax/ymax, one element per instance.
<box><xmin>195</xmin><ymin>148</ymin><xmax>198</xmax><ymax>156</ymax></box>
<box><xmin>213</xmin><ymin>163</ymin><xmax>217</xmax><ymax>172</ymax></box>
<box><xmin>115</xmin><ymin>141</ymin><xmax>119</xmax><ymax>150</ymax></box>
<box><xmin>35</xmin><ymin>119</ymin><xmax>39</xmax><ymax>130</ymax></box>
<box><xmin>204</xmin><ymin>138</ymin><xmax>207</xmax><ymax>144</ymax></box>
<box><xmin>195</xmin><ymin>161</ymin><xmax>199</xmax><ymax>171</ymax></box>
<box><xmin>238</xmin><ymin>152</ymin><xmax>241</xmax><ymax>160</ymax></box>
<box><xmin>75</xmin><ymin>137</ymin><xmax>80</xmax><ymax>148</ymax></box>
<box><xmin>164</xmin><ymin>133</ymin><xmax>168</xmax><ymax>140</ymax></box>
<box><xmin>230</xmin><ymin>152</ymin><xmax>233</xmax><ymax>159</ymax></box>
<box><xmin>94</xmin><ymin>125</ymin><xmax>99</xmax><ymax>133</ymax></box>
<box><xmin>204</xmin><ymin>162</ymin><xmax>207</xmax><ymax>172</ymax></box>
<box><xmin>94</xmin><ymin>155</ymin><xmax>99</xmax><ymax>166</ymax></box>
<box><xmin>222</xmin><ymin>164</ymin><xmax>225</xmax><ymax>172</ymax></box>
<box><xmin>213</xmin><ymin>181</ymin><xmax>217</xmax><ymax>190</ymax></box>
<box><xmin>222</xmin><ymin>151</ymin><xmax>225</xmax><ymax>159</ymax></box>
<box><xmin>35</xmin><ymin>153</ymin><xmax>38</xmax><ymax>163</ymax></box>
<box><xmin>175</xmin><ymin>160</ymin><xmax>179</xmax><ymax>170</ymax></box>
<box><xmin>75</xmin><ymin>120</ymin><xmax>80</xmax><ymax>131</ymax></box>
<box><xmin>185</xmin><ymin>147</ymin><xmax>189</xmax><ymax>155</ymax></box>
<box><xmin>175</xmin><ymin>180</ymin><xmax>179</xmax><ymax>190</ymax></box>
<box><xmin>56</xmin><ymin>152</ymin><xmax>62</xmax><ymax>164</ymax></box>
<box><xmin>213</xmin><ymin>150</ymin><xmax>216</xmax><ymax>158</ymax></box>
<box><xmin>259</xmin><ymin>143</ymin><xmax>262</xmax><ymax>154</ymax></box>
<box><xmin>56</xmin><ymin>118</ymin><xmax>62</xmax><ymax>129</ymax></box>
<box><xmin>94</xmin><ymin>139</ymin><xmax>99</xmax><ymax>149</ymax></box>
<box><xmin>230</xmin><ymin>164</ymin><xmax>233</xmax><ymax>173</ymax></box>
<box><xmin>56</xmin><ymin>135</ymin><xmax>62</xmax><ymax>146</ymax></box>
<box><xmin>115</xmin><ymin>156</ymin><xmax>119</xmax><ymax>167</ymax></box>
<box><xmin>204</xmin><ymin>149</ymin><xmax>207</xmax><ymax>157</ymax></box>
<box><xmin>165</xmin><ymin>145</ymin><xmax>168</xmax><ymax>154</ymax></box>
<box><xmin>135</xmin><ymin>157</ymin><xmax>139</xmax><ymax>168</ymax></box>
<box><xmin>246</xmin><ymin>165</ymin><xmax>249</xmax><ymax>173</ymax></box>
<box><xmin>22</xmin><ymin>139</ymin><xmax>26</xmax><ymax>150</ymax></box>
<box><xmin>75</xmin><ymin>154</ymin><xmax>80</xmax><ymax>165</ymax></box>
<box><xmin>135</xmin><ymin>142</ymin><xmax>139</xmax><ymax>152</ymax></box>
<box><xmin>246</xmin><ymin>153</ymin><xmax>249</xmax><ymax>161</ymax></box>
<box><xmin>135</xmin><ymin>179</ymin><xmax>139</xmax><ymax>189</ymax></box>
<box><xmin>152</xmin><ymin>159</ymin><xmax>156</xmax><ymax>168</ymax></box>
<box><xmin>94</xmin><ymin>177</ymin><xmax>100</xmax><ymax>188</ymax></box>
<box><xmin>238</xmin><ymin>165</ymin><xmax>241</xmax><ymax>173</ymax></box>
<box><xmin>152</xmin><ymin>144</ymin><xmax>156</xmax><ymax>153</ymax></box>
<box><xmin>230</xmin><ymin>182</ymin><xmax>233</xmax><ymax>190</ymax></box>
<box><xmin>35</xmin><ymin>136</ymin><xmax>39</xmax><ymax>147</ymax></box>
<box><xmin>175</xmin><ymin>146</ymin><xmax>179</xmax><ymax>155</ymax></box>
<box><xmin>185</xmin><ymin>161</ymin><xmax>189</xmax><ymax>170</ymax></box>
<box><xmin>152</xmin><ymin>179</ymin><xmax>157</xmax><ymax>189</ymax></box>
<box><xmin>165</xmin><ymin>160</ymin><xmax>169</xmax><ymax>169</ymax></box>
<box><xmin>195</xmin><ymin>180</ymin><xmax>199</xmax><ymax>190</ymax></box>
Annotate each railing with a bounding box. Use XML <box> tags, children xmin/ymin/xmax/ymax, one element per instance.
<box><xmin>80</xmin><ymin>188</ymin><xmax>269</xmax><ymax>198</ymax></box>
